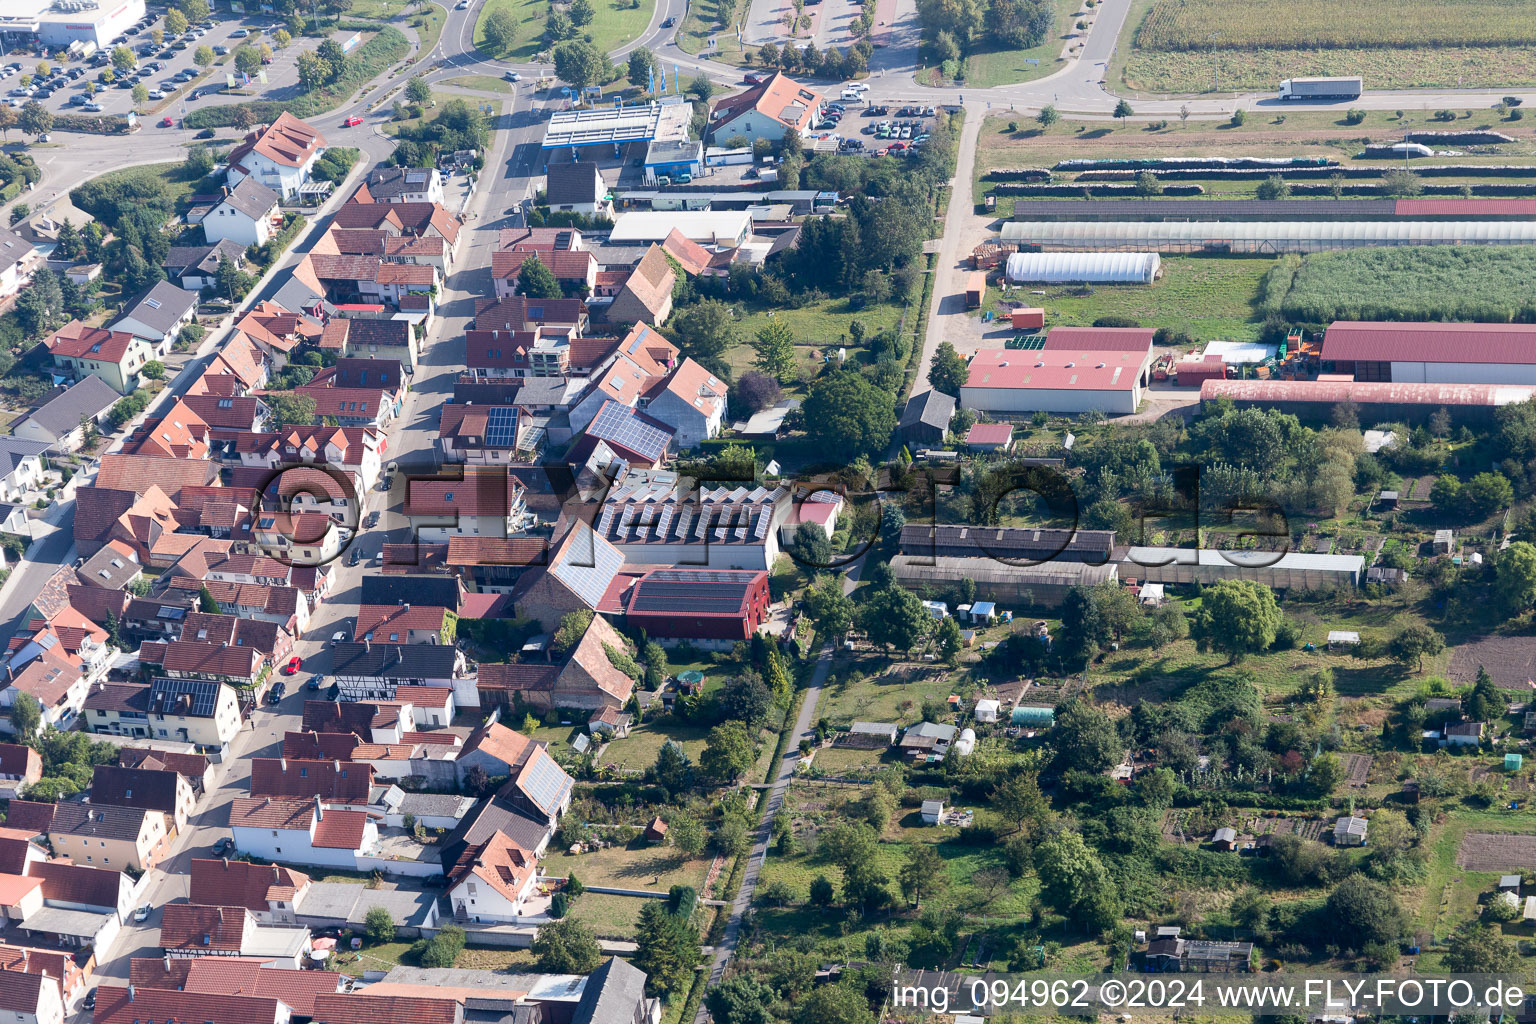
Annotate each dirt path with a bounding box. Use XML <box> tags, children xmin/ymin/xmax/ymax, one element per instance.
<box><xmin>918</xmin><ymin>107</ymin><xmax>995</xmax><ymax>388</ymax></box>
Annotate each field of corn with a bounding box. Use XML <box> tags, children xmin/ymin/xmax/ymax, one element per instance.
<box><xmin>1133</xmin><ymin>0</ymin><xmax>1536</xmax><ymax>51</ymax></box>
<box><xmin>1121</xmin><ymin>45</ymin><xmax>1536</xmax><ymax>92</ymax></box>
<box><xmin>1264</xmin><ymin>246</ymin><xmax>1536</xmax><ymax>324</ymax></box>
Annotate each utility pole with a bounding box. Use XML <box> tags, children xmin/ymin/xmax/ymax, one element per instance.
<box><xmin>1210</xmin><ymin>32</ymin><xmax>1218</xmax><ymax>93</ymax></box>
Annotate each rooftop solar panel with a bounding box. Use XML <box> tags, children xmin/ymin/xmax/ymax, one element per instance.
<box><xmin>149</xmin><ymin>677</ymin><xmax>220</xmax><ymax>717</ymax></box>
<box><xmin>485</xmin><ymin>406</ymin><xmax>519</xmax><ymax>448</ymax></box>
<box><xmin>519</xmin><ymin>749</ymin><xmax>573</xmax><ymax>815</ymax></box>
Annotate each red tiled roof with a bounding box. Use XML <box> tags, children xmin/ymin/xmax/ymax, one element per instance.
<box><xmin>95</xmin><ymin>983</ymin><xmax>282</xmax><ymax>1024</ymax></box>
<box><xmin>311</xmin><ymin>993</ymin><xmax>459</xmax><ymax>1024</ymax></box>
<box><xmin>228</xmin><ymin>112</ymin><xmax>327</xmax><ymax>169</ymax></box>
<box><xmin>189</xmin><ymin>859</ymin><xmax>310</xmax><ymax>915</ymax></box>
<box><xmin>158</xmin><ymin>904</ymin><xmax>248</xmax><ymax>952</ymax></box>
<box><xmin>228</xmin><ymin>796</ymin><xmax>316</xmax><ymax>831</ymax></box>
<box><xmin>966</xmin><ymin>422</ymin><xmax>1014</xmax><ymax>445</ymax></box>
<box><xmin>404</xmin><ymin>469</ymin><xmax>522</xmax><ymax>517</ymax></box>
<box><xmin>355</xmin><ymin>604</ymin><xmax>448</xmax><ymax>639</ymax></box>
<box><xmin>282</xmin><ymin>731</ymin><xmax>362</xmax><ymax>760</ymax></box>
<box><xmin>29</xmin><ymin>861</ymin><xmax>121</xmax><ymax>910</ymax></box>
<box><xmin>44</xmin><ymin>321</ymin><xmax>141</xmax><ymax>362</ymax></box>
<box><xmin>184</xmin><ymin>959</ymin><xmax>342</xmax><ymax>1015</ymax></box>
<box><xmin>312</xmin><ymin>808</ymin><xmax>369</xmax><ymax>849</ymax></box>
<box><xmin>1321</xmin><ymin>320</ymin><xmax>1536</xmax><ymax>364</ymax></box>
<box><xmin>248</xmin><ymin>758</ymin><xmax>373</xmax><ymax>804</ymax></box>
<box><xmin>391</xmin><ymin>685</ymin><xmax>453</xmax><ymax>708</ymax></box>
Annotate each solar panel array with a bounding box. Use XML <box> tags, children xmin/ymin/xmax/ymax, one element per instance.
<box><xmin>485</xmin><ymin>407</ymin><xmax>519</xmax><ymax>448</ymax></box>
<box><xmin>149</xmin><ymin>677</ymin><xmax>221</xmax><ymax>717</ymax></box>
<box><xmin>630</xmin><ymin>571</ymin><xmax>758</xmax><ymax>615</ymax></box>
<box><xmin>589</xmin><ymin>402</ymin><xmax>671</xmax><ymax>462</ymax></box>
<box><xmin>518</xmin><ymin>749</ymin><xmax>573</xmax><ymax>816</ymax></box>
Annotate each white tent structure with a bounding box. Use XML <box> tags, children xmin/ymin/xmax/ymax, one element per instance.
<box><xmin>1000</xmin><ymin>219</ymin><xmax>1536</xmax><ymax>253</ymax></box>
<box><xmin>1005</xmin><ymin>251</ymin><xmax>1160</xmax><ymax>284</ymax></box>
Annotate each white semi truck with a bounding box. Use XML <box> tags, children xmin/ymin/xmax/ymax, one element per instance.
<box><xmin>1278</xmin><ymin>76</ymin><xmax>1363</xmax><ymax>100</ymax></box>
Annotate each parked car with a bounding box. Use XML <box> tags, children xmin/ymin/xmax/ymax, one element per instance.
<box><xmin>213</xmin><ymin>44</ymin><xmax>228</xmax><ymax>54</ymax></box>
<box><xmin>307</xmin><ymin>675</ymin><xmax>323</xmax><ymax>691</ymax></box>
<box><xmin>84</xmin><ymin>102</ymin><xmax>103</xmax><ymax>112</ymax></box>
<box><xmin>267</xmin><ymin>681</ymin><xmax>285</xmax><ymax>704</ymax></box>
<box><xmin>133</xmin><ymin>905</ymin><xmax>151</xmax><ymax>923</ymax></box>
<box><xmin>82</xmin><ymin>991</ymin><xmax>96</xmax><ymax>1011</ymax></box>
<box><xmin>211</xmin><ymin>836</ymin><xmax>234</xmax><ymax>856</ymax></box>
<box><xmin>330</xmin><ymin>631</ymin><xmax>348</xmax><ymax>646</ymax></box>
<box><xmin>231</xmin><ymin>27</ymin><xmax>250</xmax><ymax>36</ymax></box>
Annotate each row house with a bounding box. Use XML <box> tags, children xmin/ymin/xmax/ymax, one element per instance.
<box><xmin>158</xmin><ymin>902</ymin><xmax>310</xmax><ymax>969</ymax></box>
<box><xmin>228</xmin><ymin>796</ymin><xmax>379</xmax><ymax>872</ymax></box>
<box><xmin>319</xmin><ymin>317</ymin><xmax>419</xmax><ymax>370</ymax></box>
<box><xmin>82</xmin><ymin>677</ymin><xmax>242</xmax><ymax>751</ymax></box>
<box><xmin>229</xmin><ymin>425</ymin><xmax>384</xmax><ymax>494</ymax></box>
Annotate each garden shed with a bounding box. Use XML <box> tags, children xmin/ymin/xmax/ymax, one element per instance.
<box><xmin>1508</xmin><ymin>753</ymin><xmax>1524</xmax><ymax>771</ymax></box>
<box><xmin>974</xmin><ymin>699</ymin><xmax>1001</xmax><ymax>723</ymax></box>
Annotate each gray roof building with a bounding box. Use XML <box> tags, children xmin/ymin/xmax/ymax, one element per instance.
<box><xmin>76</xmin><ymin>544</ymin><xmax>141</xmax><ymax>591</ymax></box>
<box><xmin>899</xmin><ymin>390</ymin><xmax>956</xmax><ymax>443</ymax></box>
<box><xmin>571</xmin><ymin>957</ymin><xmax>649</xmax><ymax>1024</ymax></box>
<box><xmin>360</xmin><ymin>575</ymin><xmax>462</xmax><ymax>612</ymax></box>
<box><xmin>0</xmin><ymin>437</ymin><xmax>51</xmax><ymax>477</ymax></box>
<box><xmin>220</xmin><ymin>177</ymin><xmax>282</xmax><ymax>221</ymax></box>
<box><xmin>0</xmin><ymin>226</ymin><xmax>35</xmax><ymax>276</ymax></box>
<box><xmin>363</xmin><ymin>166</ymin><xmax>437</xmax><ymax>201</ymax></box>
<box><xmin>10</xmin><ymin>376</ymin><xmax>121</xmax><ymax>444</ymax></box>
<box><xmin>546</xmin><ymin>162</ymin><xmax>605</xmax><ymax>208</ymax></box>
<box><xmin>164</xmin><ymin>240</ymin><xmax>246</xmax><ymax>282</ymax></box>
<box><xmin>47</xmin><ymin>802</ymin><xmax>154</xmax><ymax>842</ymax></box>
<box><xmin>113</xmin><ymin>281</ymin><xmax>198</xmax><ymax>340</ymax></box>
<box><xmin>293</xmin><ymin>880</ymin><xmax>439</xmax><ymax>928</ymax></box>
<box><xmin>329</xmin><ymin>642</ymin><xmax>461</xmax><ymax>681</ymax></box>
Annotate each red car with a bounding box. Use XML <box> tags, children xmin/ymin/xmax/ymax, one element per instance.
<box><xmin>281</xmin><ymin>656</ymin><xmax>302</xmax><ymax>675</ymax></box>
<box><xmin>343</xmin><ymin>115</ymin><xmax>363</xmax><ymax>127</ymax></box>
<box><xmin>159</xmin><ymin>116</ymin><xmax>174</xmax><ymax>127</ymax></box>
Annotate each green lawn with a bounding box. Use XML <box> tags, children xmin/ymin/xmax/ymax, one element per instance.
<box><xmin>566</xmin><ymin>892</ymin><xmax>649</xmax><ymax>940</ymax></box>
<box><xmin>725</xmin><ymin>298</ymin><xmax>913</xmax><ymax>387</ymax></box>
<box><xmin>442</xmin><ymin>74</ymin><xmax>515</xmax><ymax>93</ymax></box>
<box><xmin>476</xmin><ymin>0</ymin><xmax>655</xmax><ymax>61</ymax></box>
<box><xmin>676</xmin><ymin>0</ymin><xmax>751</xmax><ymax>62</ymax></box>
<box><xmin>602</xmin><ymin>720</ymin><xmax>711</xmax><ymax>769</ymax></box>
<box><xmin>543</xmin><ymin>844</ymin><xmax>711</xmax><ymax>892</ymax></box>
<box><xmin>335</xmin><ymin>940</ymin><xmax>414</xmax><ymax>978</ymax></box>
<box><xmin>78</xmin><ymin>162</ymin><xmax>198</xmax><ymax>216</ymax></box>
<box><xmin>922</xmin><ymin>0</ymin><xmax>1081</xmax><ymax>88</ymax></box>
<box><xmin>982</xmin><ymin>256</ymin><xmax>1273</xmax><ymax>342</ymax></box>
<box><xmin>348</xmin><ymin>0</ymin><xmax>446</xmax><ymax>54</ymax></box>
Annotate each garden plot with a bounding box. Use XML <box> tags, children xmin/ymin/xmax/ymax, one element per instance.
<box><xmin>1456</xmin><ymin>832</ymin><xmax>1536</xmax><ymax>871</ymax></box>
<box><xmin>1448</xmin><ymin>637</ymin><xmax>1536</xmax><ymax>689</ymax></box>
<box><xmin>1343</xmin><ymin>753</ymin><xmax>1373</xmax><ymax>789</ymax></box>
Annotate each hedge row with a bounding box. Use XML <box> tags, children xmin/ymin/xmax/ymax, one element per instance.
<box><xmin>183</xmin><ymin>26</ymin><xmax>407</xmax><ymax>129</ymax></box>
<box><xmin>995</xmin><ymin>182</ymin><xmax>1206</xmax><ymax>196</ymax></box>
<box><xmin>1075</xmin><ymin>163</ymin><xmax>1536</xmax><ymax>182</ymax></box>
<box><xmin>983</xmin><ymin>167</ymin><xmax>1054</xmax><ymax>182</ymax></box>
<box><xmin>53</xmin><ymin>114</ymin><xmax>131</xmax><ymax>135</ymax></box>
<box><xmin>1289</xmin><ymin>181</ymin><xmax>1536</xmax><ymax>197</ymax></box>
<box><xmin>0</xmin><ymin>182</ymin><xmax>18</xmax><ymax>203</ymax></box>
<box><xmin>1403</xmin><ymin>130</ymin><xmax>1514</xmax><ymax>144</ymax></box>
<box><xmin>1053</xmin><ymin>156</ymin><xmax>1339</xmax><ymax>171</ymax></box>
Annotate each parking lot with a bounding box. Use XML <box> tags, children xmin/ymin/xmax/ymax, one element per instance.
<box><xmin>818</xmin><ymin>100</ymin><xmax>939</xmax><ymax>157</ymax></box>
<box><xmin>2</xmin><ymin>12</ymin><xmax>323</xmax><ymax>126</ymax></box>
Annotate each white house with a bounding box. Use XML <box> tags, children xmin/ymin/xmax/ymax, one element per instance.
<box><xmin>0</xmin><ymin>963</ymin><xmax>64</xmax><ymax>1024</ymax></box>
<box><xmin>362</xmin><ymin>166</ymin><xmax>444</xmax><ymax>205</ymax></box>
<box><xmin>225</xmin><ymin>112</ymin><xmax>328</xmax><ymax>199</ymax></box>
<box><xmin>228</xmin><ymin>796</ymin><xmax>379</xmax><ymax>870</ymax></box>
<box><xmin>446</xmin><ymin>829</ymin><xmax>540</xmax><ymax>923</ymax></box>
<box><xmin>110</xmin><ymin>282</ymin><xmax>199</xmax><ymax>357</ymax></box>
<box><xmin>708</xmin><ymin>72</ymin><xmax>824</xmax><ymax>147</ymax></box>
<box><xmin>641</xmin><ymin>357</ymin><xmax>727</xmax><ymax>449</ymax></box>
<box><xmin>0</xmin><ymin>226</ymin><xmax>38</xmax><ymax>304</ymax></box>
<box><xmin>0</xmin><ymin>439</ymin><xmax>51</xmax><ymax>504</ymax></box>
<box><xmin>201</xmin><ymin>179</ymin><xmax>282</xmax><ymax>248</ymax></box>
<box><xmin>544</xmin><ymin>162</ymin><xmax>607</xmax><ymax>216</ymax></box>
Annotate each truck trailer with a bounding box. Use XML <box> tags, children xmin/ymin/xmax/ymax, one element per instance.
<box><xmin>1278</xmin><ymin>76</ymin><xmax>1363</xmax><ymax>101</ymax></box>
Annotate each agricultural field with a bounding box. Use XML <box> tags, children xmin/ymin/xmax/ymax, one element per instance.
<box><xmin>1266</xmin><ymin>246</ymin><xmax>1536</xmax><ymax>323</ymax></box>
<box><xmin>1121</xmin><ymin>0</ymin><xmax>1536</xmax><ymax>91</ymax></box>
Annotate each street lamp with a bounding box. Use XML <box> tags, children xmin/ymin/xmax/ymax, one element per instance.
<box><xmin>1210</xmin><ymin>32</ymin><xmax>1218</xmax><ymax>94</ymax></box>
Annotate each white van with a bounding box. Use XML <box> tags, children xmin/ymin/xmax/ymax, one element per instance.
<box><xmin>840</xmin><ymin>87</ymin><xmax>865</xmax><ymax>102</ymax></box>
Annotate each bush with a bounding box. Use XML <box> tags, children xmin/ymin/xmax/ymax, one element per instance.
<box><xmin>1343</xmin><ymin>108</ymin><xmax>1366</xmax><ymax>125</ymax></box>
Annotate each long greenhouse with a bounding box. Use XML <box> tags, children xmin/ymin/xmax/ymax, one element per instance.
<box><xmin>1004</xmin><ymin>252</ymin><xmax>1161</xmax><ymax>284</ymax></box>
<box><xmin>999</xmin><ymin>220</ymin><xmax>1536</xmax><ymax>253</ymax></box>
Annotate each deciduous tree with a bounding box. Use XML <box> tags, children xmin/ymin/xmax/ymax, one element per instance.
<box><xmin>927</xmin><ymin>340</ymin><xmax>967</xmax><ymax>396</ymax></box>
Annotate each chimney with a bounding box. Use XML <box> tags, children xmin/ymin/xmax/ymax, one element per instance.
<box><xmin>163</xmin><ymin>954</ymin><xmax>170</xmax><ymax>972</ymax></box>
<box><xmin>127</xmin><ymin>985</ymin><xmax>135</xmax><ymax>1003</ymax></box>
<box><xmin>313</xmin><ymin>795</ymin><xmax>323</xmax><ymax>820</ymax></box>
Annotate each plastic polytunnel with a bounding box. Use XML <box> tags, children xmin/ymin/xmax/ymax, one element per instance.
<box><xmin>1005</xmin><ymin>251</ymin><xmax>1161</xmax><ymax>284</ymax></box>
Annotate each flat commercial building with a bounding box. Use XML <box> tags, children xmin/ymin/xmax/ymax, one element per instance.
<box><xmin>608</xmin><ymin>211</ymin><xmax>752</xmax><ymax>246</ymax></box>
<box><xmin>1321</xmin><ymin>321</ymin><xmax>1536</xmax><ymax>384</ymax></box>
<box><xmin>961</xmin><ymin>331</ymin><xmax>1155</xmax><ymax>416</ymax></box>
<box><xmin>0</xmin><ymin>0</ymin><xmax>144</xmax><ymax>48</ymax></box>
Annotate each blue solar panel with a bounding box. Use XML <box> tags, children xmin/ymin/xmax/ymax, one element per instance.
<box><xmin>485</xmin><ymin>407</ymin><xmax>519</xmax><ymax>448</ymax></box>
<box><xmin>149</xmin><ymin>677</ymin><xmax>220</xmax><ymax>717</ymax></box>
<box><xmin>589</xmin><ymin>402</ymin><xmax>670</xmax><ymax>462</ymax></box>
<box><xmin>519</xmin><ymin>749</ymin><xmax>573</xmax><ymax>815</ymax></box>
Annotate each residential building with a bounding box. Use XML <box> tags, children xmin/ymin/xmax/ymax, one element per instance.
<box><xmin>227</xmin><ymin>796</ymin><xmax>379</xmax><ymax>870</ymax></box>
<box><xmin>0</xmin><ymin>227</ymin><xmax>37</xmax><ymax>304</ymax></box>
<box><xmin>454</xmin><ymin>721</ymin><xmax>573</xmax><ymax>825</ymax></box>
<box><xmin>201</xmin><ymin>179</ymin><xmax>283</xmax><ymax>248</ymax></box>
<box><xmin>111</xmin><ymin>281</ymin><xmax>200</xmax><ymax>357</ymax></box>
<box><xmin>84</xmin><ymin>677</ymin><xmax>243</xmax><ymax>750</ymax></box>
<box><xmin>509</xmin><ymin>520</ymin><xmax>625</xmax><ymax>631</ymax></box>
<box><xmin>226</xmin><ymin>112</ymin><xmax>329</xmax><ymax>198</ymax></box>
<box><xmin>403</xmin><ymin>468</ymin><xmax>528</xmax><ymax>543</ymax></box>
<box><xmin>318</xmin><ymin>318</ymin><xmax>419</xmax><ymax>370</ymax></box>
<box><xmin>0</xmin><ymin>965</ymin><xmax>64</xmax><ymax>1024</ymax></box>
<box><xmin>43</xmin><ymin>321</ymin><xmax>155</xmax><ymax>395</ymax></box>
<box><xmin>446</xmin><ymin>830</ymin><xmax>538</xmax><ymax>924</ymax></box>
<box><xmin>360</xmin><ymin>166</ymin><xmax>444</xmax><ymax>205</ymax></box>
<box><xmin>163</xmin><ymin>240</ymin><xmax>249</xmax><ymax>292</ymax></box>
<box><xmin>639</xmin><ymin>357</ymin><xmax>727</xmax><ymax>448</ymax></box>
<box><xmin>606</xmin><ymin>245</ymin><xmax>674</xmax><ymax>326</ymax></box>
<box><xmin>354</xmin><ymin>604</ymin><xmax>456</xmax><ymax>646</ymax></box>
<box><xmin>90</xmin><ymin>763</ymin><xmax>196</xmax><ymax>830</ymax></box>
<box><xmin>158</xmin><ymin>903</ymin><xmax>311</xmax><ymax>969</ymax></box>
<box><xmin>188</xmin><ymin>859</ymin><xmax>311</xmax><ymax>925</ymax></box>
<box><xmin>478</xmin><ymin>612</ymin><xmax>633</xmax><ymax>711</ymax></box>
<box><xmin>329</xmin><ymin>643</ymin><xmax>466</xmax><ymax>702</ymax></box>
<box><xmin>1</xmin><ymin>649</ymin><xmax>90</xmax><ymax>734</ymax></box>
<box><xmin>545</xmin><ymin>162</ymin><xmax>608</xmax><ymax>216</ymax></box>
<box><xmin>899</xmin><ymin>390</ymin><xmax>957</xmax><ymax>446</ymax></box>
<box><xmin>0</xmin><ymin>745</ymin><xmax>39</xmax><ymax>799</ymax></box>
<box><xmin>0</xmin><ymin>943</ymin><xmax>85</xmax><ymax>1011</ymax></box>
<box><xmin>94</xmin><ymin>985</ymin><xmax>289</xmax><ymax>1024</ymax></box>
<box><xmin>0</xmin><ymin>439</ymin><xmax>49</xmax><ymax>505</ymax></box>
<box><xmin>8</xmin><ymin>376</ymin><xmax>120</xmax><ymax>453</ymax></box>
<box><xmin>43</xmin><ymin>803</ymin><xmax>171</xmax><ymax>872</ymax></box>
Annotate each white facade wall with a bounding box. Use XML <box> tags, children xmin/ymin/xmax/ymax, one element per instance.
<box><xmin>229</xmin><ymin>152</ymin><xmax>320</xmax><ymax>200</ymax></box>
<box><xmin>447</xmin><ymin>872</ymin><xmax>536</xmax><ymax>923</ymax></box>
<box><xmin>959</xmin><ymin>384</ymin><xmax>1141</xmax><ymax>416</ymax></box>
<box><xmin>1389</xmin><ymin>361</ymin><xmax>1536</xmax><ymax>385</ymax></box>
<box><xmin>203</xmin><ymin>204</ymin><xmax>273</xmax><ymax>248</ymax></box>
<box><xmin>231</xmin><ymin>823</ymin><xmax>377</xmax><ymax>870</ymax></box>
